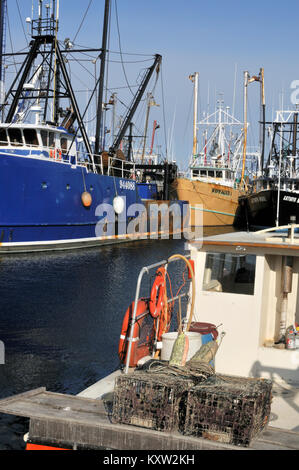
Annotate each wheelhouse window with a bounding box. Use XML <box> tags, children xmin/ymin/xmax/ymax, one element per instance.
<box><xmin>8</xmin><ymin>128</ymin><xmax>23</xmax><ymax>146</ymax></box>
<box><xmin>49</xmin><ymin>132</ymin><xmax>55</xmax><ymax>147</ymax></box>
<box><xmin>40</xmin><ymin>130</ymin><xmax>48</xmax><ymax>147</ymax></box>
<box><xmin>0</xmin><ymin>128</ymin><xmax>8</xmax><ymax>146</ymax></box>
<box><xmin>41</xmin><ymin>130</ymin><xmax>55</xmax><ymax>148</ymax></box>
<box><xmin>23</xmin><ymin>128</ymin><xmax>38</xmax><ymax>146</ymax></box>
<box><xmin>203</xmin><ymin>253</ymin><xmax>256</xmax><ymax>296</ymax></box>
<box><xmin>60</xmin><ymin>137</ymin><xmax>68</xmax><ymax>154</ymax></box>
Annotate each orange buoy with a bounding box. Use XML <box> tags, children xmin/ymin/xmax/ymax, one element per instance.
<box><xmin>81</xmin><ymin>191</ymin><xmax>92</xmax><ymax>207</ymax></box>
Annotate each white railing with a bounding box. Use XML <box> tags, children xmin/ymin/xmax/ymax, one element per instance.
<box><xmin>0</xmin><ymin>142</ymin><xmax>139</xmax><ymax>179</ymax></box>
<box><xmin>107</xmin><ymin>155</ymin><xmax>136</xmax><ymax>179</ymax></box>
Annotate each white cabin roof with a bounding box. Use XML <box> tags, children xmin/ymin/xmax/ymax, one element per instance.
<box><xmin>0</xmin><ymin>123</ymin><xmax>70</xmax><ymax>134</ymax></box>
<box><xmin>191</xmin><ymin>227</ymin><xmax>299</xmax><ymax>257</ymax></box>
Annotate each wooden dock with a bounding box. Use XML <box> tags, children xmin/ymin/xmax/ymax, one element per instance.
<box><xmin>0</xmin><ymin>386</ymin><xmax>298</xmax><ymax>450</ymax></box>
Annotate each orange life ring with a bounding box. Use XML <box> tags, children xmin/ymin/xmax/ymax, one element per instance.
<box><xmin>155</xmin><ymin>303</ymin><xmax>172</xmax><ymax>342</ymax></box>
<box><xmin>149</xmin><ymin>267</ymin><xmax>166</xmax><ymax>318</ymax></box>
<box><xmin>118</xmin><ymin>299</ymin><xmax>155</xmax><ymax>368</ymax></box>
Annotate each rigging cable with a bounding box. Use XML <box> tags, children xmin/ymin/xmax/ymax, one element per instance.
<box><xmin>6</xmin><ymin>5</ymin><xmax>18</xmax><ymax>75</ymax></box>
<box><xmin>72</xmin><ymin>0</ymin><xmax>93</xmax><ymax>44</ymax></box>
<box><xmin>114</xmin><ymin>0</ymin><xmax>135</xmax><ymax>97</ymax></box>
<box><xmin>160</xmin><ymin>64</ymin><xmax>168</xmax><ymax>160</ymax></box>
<box><xmin>15</xmin><ymin>0</ymin><xmax>28</xmax><ymax>46</ymax></box>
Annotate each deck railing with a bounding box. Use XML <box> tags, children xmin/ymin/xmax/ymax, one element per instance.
<box><xmin>0</xmin><ymin>142</ymin><xmax>139</xmax><ymax>179</ymax></box>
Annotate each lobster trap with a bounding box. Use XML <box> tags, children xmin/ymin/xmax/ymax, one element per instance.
<box><xmin>183</xmin><ymin>374</ymin><xmax>272</xmax><ymax>447</ymax></box>
<box><xmin>112</xmin><ymin>364</ymin><xmax>205</xmax><ymax>432</ymax></box>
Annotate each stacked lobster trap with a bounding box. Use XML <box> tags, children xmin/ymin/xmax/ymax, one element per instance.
<box><xmin>112</xmin><ymin>362</ymin><xmax>273</xmax><ymax>447</ymax></box>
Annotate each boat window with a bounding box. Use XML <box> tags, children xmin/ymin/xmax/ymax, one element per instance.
<box><xmin>0</xmin><ymin>128</ymin><xmax>8</xmax><ymax>146</ymax></box>
<box><xmin>203</xmin><ymin>253</ymin><xmax>256</xmax><ymax>296</ymax></box>
<box><xmin>208</xmin><ymin>171</ymin><xmax>215</xmax><ymax>177</ymax></box>
<box><xmin>8</xmin><ymin>128</ymin><xmax>23</xmax><ymax>146</ymax></box>
<box><xmin>200</xmin><ymin>170</ymin><xmax>207</xmax><ymax>176</ymax></box>
<box><xmin>41</xmin><ymin>130</ymin><xmax>48</xmax><ymax>146</ymax></box>
<box><xmin>61</xmin><ymin>137</ymin><xmax>68</xmax><ymax>154</ymax></box>
<box><xmin>23</xmin><ymin>128</ymin><xmax>39</xmax><ymax>146</ymax></box>
<box><xmin>49</xmin><ymin>132</ymin><xmax>55</xmax><ymax>147</ymax></box>
<box><xmin>216</xmin><ymin>171</ymin><xmax>222</xmax><ymax>178</ymax></box>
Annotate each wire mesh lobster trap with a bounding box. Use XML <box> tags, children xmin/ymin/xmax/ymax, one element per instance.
<box><xmin>182</xmin><ymin>374</ymin><xmax>273</xmax><ymax>447</ymax></box>
<box><xmin>112</xmin><ymin>361</ymin><xmax>213</xmax><ymax>432</ymax></box>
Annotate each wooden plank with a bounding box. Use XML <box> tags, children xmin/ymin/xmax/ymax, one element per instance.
<box><xmin>0</xmin><ymin>390</ymin><xmax>109</xmax><ymax>423</ymax></box>
<box><xmin>29</xmin><ymin>392</ymin><xmax>107</xmax><ymax>416</ymax></box>
<box><xmin>0</xmin><ymin>387</ymin><xmax>46</xmax><ymax>405</ymax></box>
<box><xmin>1</xmin><ymin>388</ymin><xmax>299</xmax><ymax>450</ymax></box>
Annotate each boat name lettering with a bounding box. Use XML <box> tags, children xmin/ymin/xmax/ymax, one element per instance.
<box><xmin>251</xmin><ymin>196</ymin><xmax>267</xmax><ymax>204</ymax></box>
<box><xmin>283</xmin><ymin>195</ymin><xmax>299</xmax><ymax>203</ymax></box>
<box><xmin>211</xmin><ymin>188</ymin><xmax>231</xmax><ymax>196</ymax></box>
<box><xmin>119</xmin><ymin>180</ymin><xmax>136</xmax><ymax>191</ymax></box>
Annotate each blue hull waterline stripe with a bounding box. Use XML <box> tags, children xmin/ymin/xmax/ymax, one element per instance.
<box><xmin>191</xmin><ymin>206</ymin><xmax>234</xmax><ymax>217</ymax></box>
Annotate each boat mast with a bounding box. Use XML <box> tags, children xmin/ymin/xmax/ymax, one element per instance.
<box><xmin>241</xmin><ymin>71</ymin><xmax>249</xmax><ymax>186</ymax></box>
<box><xmin>260</xmin><ymin>68</ymin><xmax>266</xmax><ymax>176</ymax></box>
<box><xmin>189</xmin><ymin>72</ymin><xmax>199</xmax><ymax>158</ymax></box>
<box><xmin>141</xmin><ymin>93</ymin><xmax>158</xmax><ymax>162</ymax></box>
<box><xmin>94</xmin><ymin>0</ymin><xmax>110</xmax><ymax>160</ymax></box>
<box><xmin>241</xmin><ymin>70</ymin><xmax>263</xmax><ymax>185</ymax></box>
<box><xmin>292</xmin><ymin>109</ymin><xmax>298</xmax><ymax>176</ymax></box>
<box><xmin>2</xmin><ymin>0</ymin><xmax>94</xmax><ymax>160</ymax></box>
<box><xmin>0</xmin><ymin>0</ymin><xmax>6</xmax><ymax>118</ymax></box>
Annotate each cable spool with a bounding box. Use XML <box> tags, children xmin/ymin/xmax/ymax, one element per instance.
<box><xmin>81</xmin><ymin>191</ymin><xmax>92</xmax><ymax>207</ymax></box>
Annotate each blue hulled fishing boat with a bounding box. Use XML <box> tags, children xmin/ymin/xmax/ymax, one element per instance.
<box><xmin>0</xmin><ymin>0</ymin><xmax>184</xmax><ymax>252</ymax></box>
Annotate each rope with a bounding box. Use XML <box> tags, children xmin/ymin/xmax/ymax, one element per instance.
<box><xmin>114</xmin><ymin>0</ymin><xmax>135</xmax><ymax>97</ymax></box>
<box><xmin>167</xmin><ymin>254</ymin><xmax>195</xmax><ymax>332</ymax></box>
<box><xmin>15</xmin><ymin>0</ymin><xmax>28</xmax><ymax>46</ymax></box>
<box><xmin>141</xmin><ymin>359</ymin><xmax>215</xmax><ymax>383</ymax></box>
<box><xmin>72</xmin><ymin>0</ymin><xmax>93</xmax><ymax>44</ymax></box>
<box><xmin>160</xmin><ymin>64</ymin><xmax>168</xmax><ymax>160</ymax></box>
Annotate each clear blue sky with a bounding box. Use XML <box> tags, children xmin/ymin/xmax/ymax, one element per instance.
<box><xmin>6</xmin><ymin>0</ymin><xmax>299</xmax><ymax>170</ymax></box>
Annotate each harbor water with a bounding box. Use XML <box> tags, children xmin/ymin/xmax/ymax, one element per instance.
<box><xmin>0</xmin><ymin>229</ymin><xmax>233</xmax><ymax>450</ymax></box>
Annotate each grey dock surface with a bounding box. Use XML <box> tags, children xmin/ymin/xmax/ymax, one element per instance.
<box><xmin>0</xmin><ymin>383</ymin><xmax>298</xmax><ymax>450</ymax></box>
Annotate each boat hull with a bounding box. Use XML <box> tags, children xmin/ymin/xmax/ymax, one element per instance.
<box><xmin>171</xmin><ymin>177</ymin><xmax>240</xmax><ymax>226</ymax></box>
<box><xmin>234</xmin><ymin>189</ymin><xmax>299</xmax><ymax>229</ymax></box>
<box><xmin>0</xmin><ymin>154</ymin><xmax>187</xmax><ymax>251</ymax></box>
